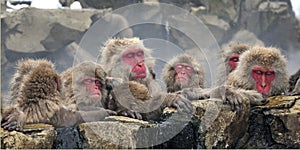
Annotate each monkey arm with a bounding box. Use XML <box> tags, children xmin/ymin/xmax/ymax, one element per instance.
<box><xmin>176</xmin><ymin>87</ymin><xmax>210</xmax><ymax>100</ymax></box>
<box><xmin>160</xmin><ymin>93</ymin><xmax>193</xmax><ymax>114</ymax></box>
<box><xmin>51</xmin><ymin>107</ymin><xmax>117</xmax><ymax>128</ymax></box>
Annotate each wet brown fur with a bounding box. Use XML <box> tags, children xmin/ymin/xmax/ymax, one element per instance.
<box><xmin>226</xmin><ymin>46</ymin><xmax>289</xmax><ymax>96</ymax></box>
<box><xmin>162</xmin><ymin>54</ymin><xmax>204</xmax><ymax>93</ymax></box>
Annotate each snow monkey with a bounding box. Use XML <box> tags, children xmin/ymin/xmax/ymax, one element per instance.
<box><xmin>226</xmin><ymin>46</ymin><xmax>289</xmax><ymax>98</ymax></box>
<box><xmin>217</xmin><ymin>42</ymin><xmax>250</xmax><ymax>84</ymax></box>
<box><xmin>99</xmin><ymin>37</ymin><xmax>192</xmax><ymax>120</ymax></box>
<box><xmin>162</xmin><ymin>54</ymin><xmax>204</xmax><ymax>93</ymax></box>
<box><xmin>60</xmin><ymin>61</ymin><xmax>117</xmax><ymax>115</ymax></box>
<box><xmin>165</xmin><ymin>54</ymin><xmax>266</xmax><ymax>111</ymax></box>
<box><xmin>1</xmin><ymin>59</ymin><xmax>115</xmax><ymax>131</ymax></box>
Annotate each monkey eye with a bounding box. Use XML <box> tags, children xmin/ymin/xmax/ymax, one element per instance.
<box><xmin>176</xmin><ymin>65</ymin><xmax>183</xmax><ymax>69</ymax></box>
<box><xmin>84</xmin><ymin>79</ymin><xmax>94</xmax><ymax>83</ymax></box>
<box><xmin>265</xmin><ymin>71</ymin><xmax>275</xmax><ymax>75</ymax></box>
<box><xmin>126</xmin><ymin>53</ymin><xmax>135</xmax><ymax>58</ymax></box>
<box><xmin>136</xmin><ymin>51</ymin><xmax>144</xmax><ymax>57</ymax></box>
<box><xmin>186</xmin><ymin>66</ymin><xmax>192</xmax><ymax>70</ymax></box>
<box><xmin>230</xmin><ymin>57</ymin><xmax>239</xmax><ymax>62</ymax></box>
<box><xmin>253</xmin><ymin>70</ymin><xmax>262</xmax><ymax>75</ymax></box>
<box><xmin>94</xmin><ymin>80</ymin><xmax>101</xmax><ymax>86</ymax></box>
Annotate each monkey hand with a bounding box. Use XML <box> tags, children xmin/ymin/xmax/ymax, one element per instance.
<box><xmin>163</xmin><ymin>93</ymin><xmax>193</xmax><ymax>114</ymax></box>
<box><xmin>210</xmin><ymin>85</ymin><xmax>244</xmax><ymax>112</ymax></box>
<box><xmin>239</xmin><ymin>89</ymin><xmax>268</xmax><ymax>106</ymax></box>
<box><xmin>1</xmin><ymin>107</ymin><xmax>26</xmax><ymax>131</ymax></box>
<box><xmin>105</xmin><ymin>109</ymin><xmax>118</xmax><ymax>116</ymax></box>
<box><xmin>118</xmin><ymin>109</ymin><xmax>143</xmax><ymax>120</ymax></box>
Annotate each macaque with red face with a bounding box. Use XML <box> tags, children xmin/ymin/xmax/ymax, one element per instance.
<box><xmin>99</xmin><ymin>37</ymin><xmax>192</xmax><ymax>120</ymax></box>
<box><xmin>164</xmin><ymin>54</ymin><xmax>268</xmax><ymax>111</ymax></box>
<box><xmin>60</xmin><ymin>61</ymin><xmax>117</xmax><ymax>114</ymax></box>
<box><xmin>121</xmin><ymin>49</ymin><xmax>147</xmax><ymax>79</ymax></box>
<box><xmin>226</xmin><ymin>46</ymin><xmax>289</xmax><ymax>98</ymax></box>
<box><xmin>1</xmin><ymin>59</ymin><xmax>115</xmax><ymax>131</ymax></box>
<box><xmin>162</xmin><ymin>54</ymin><xmax>204</xmax><ymax>93</ymax></box>
<box><xmin>217</xmin><ymin>43</ymin><xmax>250</xmax><ymax>84</ymax></box>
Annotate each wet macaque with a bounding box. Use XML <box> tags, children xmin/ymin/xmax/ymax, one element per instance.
<box><xmin>226</xmin><ymin>46</ymin><xmax>289</xmax><ymax>98</ymax></box>
<box><xmin>169</xmin><ymin>54</ymin><xmax>267</xmax><ymax>111</ymax></box>
<box><xmin>224</xmin><ymin>43</ymin><xmax>250</xmax><ymax>73</ymax></box>
<box><xmin>1</xmin><ymin>59</ymin><xmax>114</xmax><ymax>131</ymax></box>
<box><xmin>99</xmin><ymin>37</ymin><xmax>192</xmax><ymax>120</ymax></box>
<box><xmin>288</xmin><ymin>68</ymin><xmax>300</xmax><ymax>95</ymax></box>
<box><xmin>162</xmin><ymin>54</ymin><xmax>204</xmax><ymax>93</ymax></box>
<box><xmin>217</xmin><ymin>43</ymin><xmax>250</xmax><ymax>84</ymax></box>
<box><xmin>60</xmin><ymin>61</ymin><xmax>116</xmax><ymax>115</ymax></box>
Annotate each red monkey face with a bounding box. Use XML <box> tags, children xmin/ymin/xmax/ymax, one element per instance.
<box><xmin>122</xmin><ymin>49</ymin><xmax>147</xmax><ymax>79</ymax></box>
<box><xmin>83</xmin><ymin>77</ymin><xmax>102</xmax><ymax>99</ymax></box>
<box><xmin>174</xmin><ymin>63</ymin><xmax>195</xmax><ymax>84</ymax></box>
<box><xmin>251</xmin><ymin>66</ymin><xmax>275</xmax><ymax>96</ymax></box>
<box><xmin>228</xmin><ymin>54</ymin><xmax>239</xmax><ymax>71</ymax></box>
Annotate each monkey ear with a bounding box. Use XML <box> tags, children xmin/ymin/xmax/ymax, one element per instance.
<box><xmin>55</xmin><ymin>76</ymin><xmax>61</xmax><ymax>92</ymax></box>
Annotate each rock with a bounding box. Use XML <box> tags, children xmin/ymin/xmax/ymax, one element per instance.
<box><xmin>264</xmin><ymin>96</ymin><xmax>300</xmax><ymax>148</ymax></box>
<box><xmin>241</xmin><ymin>95</ymin><xmax>300</xmax><ymax>148</ymax></box>
<box><xmin>2</xmin><ymin>7</ymin><xmax>110</xmax><ymax>53</ymax></box>
<box><xmin>79</xmin><ymin>121</ymin><xmax>142</xmax><ymax>148</ymax></box>
<box><xmin>193</xmin><ymin>98</ymin><xmax>251</xmax><ymax>148</ymax></box>
<box><xmin>1</xmin><ymin>124</ymin><xmax>57</xmax><ymax>149</ymax></box>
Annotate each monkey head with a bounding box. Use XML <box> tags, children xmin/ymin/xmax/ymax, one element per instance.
<box><xmin>227</xmin><ymin>46</ymin><xmax>289</xmax><ymax>97</ymax></box>
<box><xmin>99</xmin><ymin>37</ymin><xmax>155</xmax><ymax>81</ymax></box>
<box><xmin>222</xmin><ymin>43</ymin><xmax>250</xmax><ymax>73</ymax></box>
<box><xmin>163</xmin><ymin>54</ymin><xmax>204</xmax><ymax>92</ymax></box>
<box><xmin>10</xmin><ymin>59</ymin><xmax>56</xmax><ymax>101</ymax></box>
<box><xmin>61</xmin><ymin>61</ymin><xmax>108</xmax><ymax>106</ymax></box>
<box><xmin>19</xmin><ymin>64</ymin><xmax>61</xmax><ymax>105</ymax></box>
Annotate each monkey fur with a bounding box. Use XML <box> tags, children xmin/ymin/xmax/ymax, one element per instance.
<box><xmin>162</xmin><ymin>54</ymin><xmax>204</xmax><ymax>93</ymax></box>
<box><xmin>1</xmin><ymin>59</ymin><xmax>114</xmax><ymax>131</ymax></box>
<box><xmin>226</xmin><ymin>46</ymin><xmax>289</xmax><ymax>97</ymax></box>
<box><xmin>217</xmin><ymin>42</ymin><xmax>250</xmax><ymax>84</ymax></box>
<box><xmin>99</xmin><ymin>37</ymin><xmax>192</xmax><ymax>120</ymax></box>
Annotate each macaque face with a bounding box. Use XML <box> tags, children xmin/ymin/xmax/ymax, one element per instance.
<box><xmin>228</xmin><ymin>54</ymin><xmax>239</xmax><ymax>71</ymax></box>
<box><xmin>174</xmin><ymin>63</ymin><xmax>195</xmax><ymax>84</ymax></box>
<box><xmin>83</xmin><ymin>77</ymin><xmax>102</xmax><ymax>99</ymax></box>
<box><xmin>251</xmin><ymin>66</ymin><xmax>275</xmax><ymax>96</ymax></box>
<box><xmin>122</xmin><ymin>49</ymin><xmax>146</xmax><ymax>79</ymax></box>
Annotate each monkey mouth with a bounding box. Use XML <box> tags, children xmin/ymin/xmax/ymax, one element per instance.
<box><xmin>90</xmin><ymin>93</ymin><xmax>101</xmax><ymax>99</ymax></box>
<box><xmin>135</xmin><ymin>72</ymin><xmax>146</xmax><ymax>78</ymax></box>
<box><xmin>176</xmin><ymin>77</ymin><xmax>188</xmax><ymax>82</ymax></box>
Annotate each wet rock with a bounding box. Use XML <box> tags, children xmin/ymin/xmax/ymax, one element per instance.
<box><xmin>1</xmin><ymin>124</ymin><xmax>56</xmax><ymax>149</ymax></box>
<box><xmin>53</xmin><ymin>127</ymin><xmax>82</xmax><ymax>149</ymax></box>
<box><xmin>79</xmin><ymin>121</ymin><xmax>142</xmax><ymax>148</ymax></box>
<box><xmin>193</xmin><ymin>99</ymin><xmax>250</xmax><ymax>148</ymax></box>
<box><xmin>241</xmin><ymin>95</ymin><xmax>300</xmax><ymax>148</ymax></box>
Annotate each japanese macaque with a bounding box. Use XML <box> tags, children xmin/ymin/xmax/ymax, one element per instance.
<box><xmin>217</xmin><ymin>43</ymin><xmax>250</xmax><ymax>84</ymax></box>
<box><xmin>162</xmin><ymin>54</ymin><xmax>204</xmax><ymax>93</ymax></box>
<box><xmin>98</xmin><ymin>37</ymin><xmax>192</xmax><ymax>120</ymax></box>
<box><xmin>166</xmin><ymin>54</ymin><xmax>266</xmax><ymax>111</ymax></box>
<box><xmin>288</xmin><ymin>68</ymin><xmax>300</xmax><ymax>95</ymax></box>
<box><xmin>1</xmin><ymin>59</ymin><xmax>114</xmax><ymax>131</ymax></box>
<box><xmin>226</xmin><ymin>46</ymin><xmax>289</xmax><ymax>98</ymax></box>
<box><xmin>60</xmin><ymin>61</ymin><xmax>117</xmax><ymax>115</ymax></box>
